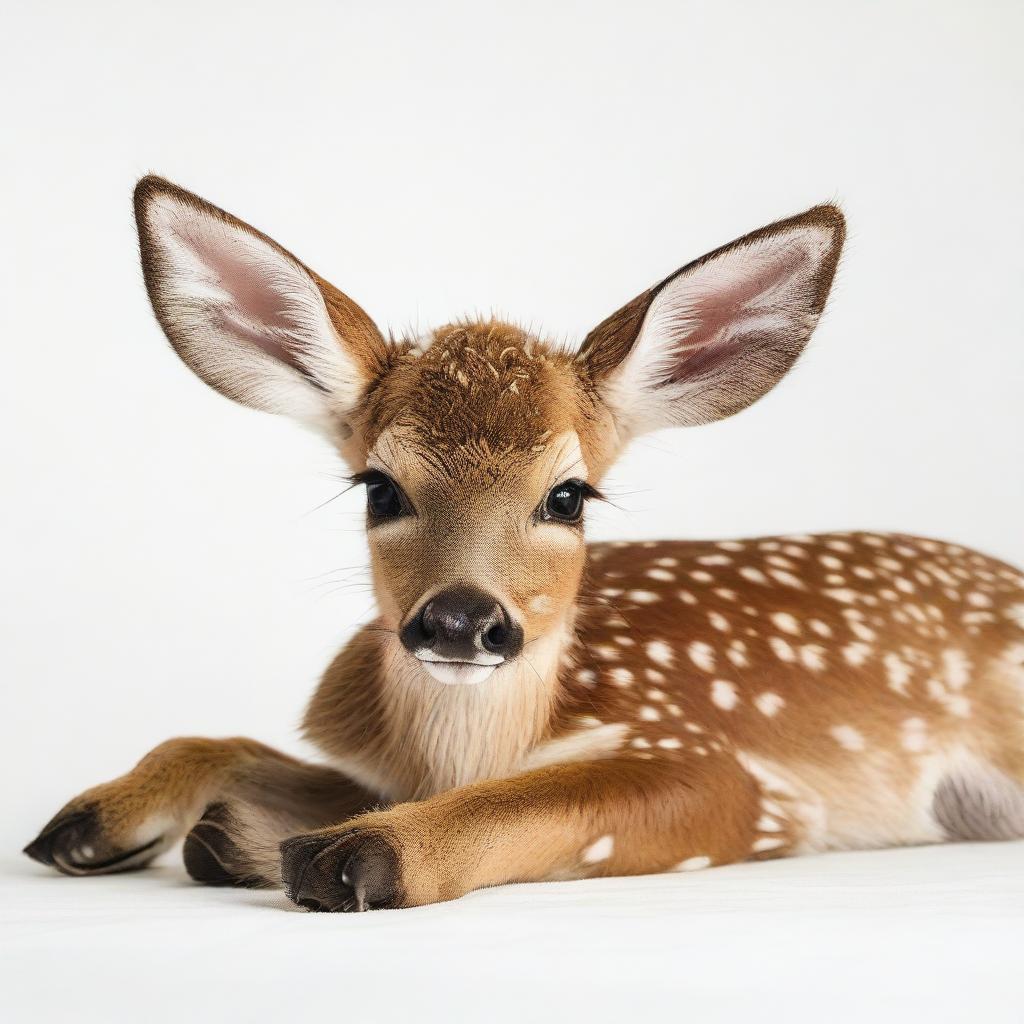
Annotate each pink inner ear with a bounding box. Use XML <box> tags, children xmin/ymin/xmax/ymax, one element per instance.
<box><xmin>174</xmin><ymin>217</ymin><xmax>317</xmax><ymax>379</ymax></box>
<box><xmin>652</xmin><ymin>234</ymin><xmax>819</xmax><ymax>386</ymax></box>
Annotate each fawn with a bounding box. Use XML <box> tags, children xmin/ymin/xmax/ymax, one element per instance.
<box><xmin>24</xmin><ymin>177</ymin><xmax>1024</xmax><ymax>912</ymax></box>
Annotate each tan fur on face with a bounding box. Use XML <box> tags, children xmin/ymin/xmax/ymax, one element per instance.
<box><xmin>355</xmin><ymin>322</ymin><xmax>615</xmax><ymax>650</ymax></box>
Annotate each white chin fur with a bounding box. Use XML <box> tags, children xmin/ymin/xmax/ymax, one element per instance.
<box><xmin>419</xmin><ymin>661</ymin><xmax>498</xmax><ymax>686</ymax></box>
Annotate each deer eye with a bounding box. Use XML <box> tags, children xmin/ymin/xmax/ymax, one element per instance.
<box><xmin>360</xmin><ymin>471</ymin><xmax>410</xmax><ymax>521</ymax></box>
<box><xmin>544</xmin><ymin>479</ymin><xmax>586</xmax><ymax>523</ymax></box>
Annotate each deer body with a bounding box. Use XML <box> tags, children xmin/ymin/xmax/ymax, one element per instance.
<box><xmin>25</xmin><ymin>180</ymin><xmax>1024</xmax><ymax>911</ymax></box>
<box><xmin>299</xmin><ymin>531</ymin><xmax>1024</xmax><ymax>898</ymax></box>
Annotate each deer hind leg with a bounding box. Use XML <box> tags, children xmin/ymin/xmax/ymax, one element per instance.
<box><xmin>24</xmin><ymin>737</ymin><xmax>374</xmax><ymax>881</ymax></box>
<box><xmin>931</xmin><ymin>642</ymin><xmax>1024</xmax><ymax>843</ymax></box>
<box><xmin>932</xmin><ymin>761</ymin><xmax>1024</xmax><ymax>842</ymax></box>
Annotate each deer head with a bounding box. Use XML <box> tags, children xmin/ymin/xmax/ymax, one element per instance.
<box><xmin>135</xmin><ymin>177</ymin><xmax>844</xmax><ymax>687</ymax></box>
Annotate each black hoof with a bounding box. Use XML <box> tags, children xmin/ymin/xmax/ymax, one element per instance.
<box><xmin>183</xmin><ymin>804</ymin><xmax>266</xmax><ymax>888</ymax></box>
<box><xmin>23</xmin><ymin>805</ymin><xmax>160</xmax><ymax>875</ymax></box>
<box><xmin>23</xmin><ymin>808</ymin><xmax>97</xmax><ymax>868</ymax></box>
<box><xmin>280</xmin><ymin>829</ymin><xmax>402</xmax><ymax>913</ymax></box>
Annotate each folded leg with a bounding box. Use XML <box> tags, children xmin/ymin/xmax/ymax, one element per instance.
<box><xmin>24</xmin><ymin>737</ymin><xmax>374</xmax><ymax>881</ymax></box>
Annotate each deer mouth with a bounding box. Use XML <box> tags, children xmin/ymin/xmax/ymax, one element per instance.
<box><xmin>414</xmin><ymin>654</ymin><xmax>504</xmax><ymax>686</ymax></box>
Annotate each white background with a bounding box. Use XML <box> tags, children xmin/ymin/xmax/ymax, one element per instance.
<box><xmin>2</xmin><ymin>2</ymin><xmax>1022</xmax><ymax>1021</ymax></box>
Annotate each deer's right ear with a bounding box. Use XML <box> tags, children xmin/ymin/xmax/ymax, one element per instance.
<box><xmin>577</xmin><ymin>205</ymin><xmax>845</xmax><ymax>441</ymax></box>
<box><xmin>134</xmin><ymin>176</ymin><xmax>387</xmax><ymax>438</ymax></box>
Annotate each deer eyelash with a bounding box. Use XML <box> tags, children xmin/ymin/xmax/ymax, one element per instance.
<box><xmin>348</xmin><ymin>470</ymin><xmax>390</xmax><ymax>489</ymax></box>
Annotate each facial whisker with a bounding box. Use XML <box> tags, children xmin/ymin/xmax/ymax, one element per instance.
<box><xmin>303</xmin><ymin>484</ymin><xmax>361</xmax><ymax>517</ymax></box>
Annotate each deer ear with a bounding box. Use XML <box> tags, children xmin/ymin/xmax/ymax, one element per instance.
<box><xmin>578</xmin><ymin>205</ymin><xmax>845</xmax><ymax>438</ymax></box>
<box><xmin>134</xmin><ymin>176</ymin><xmax>387</xmax><ymax>438</ymax></box>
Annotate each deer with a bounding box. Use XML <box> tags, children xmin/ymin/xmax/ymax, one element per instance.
<box><xmin>24</xmin><ymin>177</ymin><xmax>1024</xmax><ymax>913</ymax></box>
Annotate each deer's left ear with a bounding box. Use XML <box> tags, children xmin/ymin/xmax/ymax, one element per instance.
<box><xmin>577</xmin><ymin>205</ymin><xmax>845</xmax><ymax>438</ymax></box>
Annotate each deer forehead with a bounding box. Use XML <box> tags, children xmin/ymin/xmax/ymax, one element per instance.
<box><xmin>358</xmin><ymin>322</ymin><xmax>613</xmax><ymax>475</ymax></box>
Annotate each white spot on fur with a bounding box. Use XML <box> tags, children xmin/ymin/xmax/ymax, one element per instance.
<box><xmin>943</xmin><ymin>649</ymin><xmax>971</xmax><ymax>689</ymax></box>
<box><xmin>842</xmin><ymin>642</ymin><xmax>872</xmax><ymax>667</ymax></box>
<box><xmin>850</xmin><ymin>620</ymin><xmax>877</xmax><ymax>643</ymax></box>
<box><xmin>647</xmin><ymin>640</ymin><xmax>674</xmax><ymax>666</ymax></box>
<box><xmin>688</xmin><ymin>641</ymin><xmax>715</xmax><ymax>672</ymax></box>
<box><xmin>826</xmin><ymin>539</ymin><xmax>855</xmax><ymax>553</ymax></box>
<box><xmin>646</xmin><ymin>568</ymin><xmax>675</xmax><ymax>582</ymax></box>
<box><xmin>610</xmin><ymin>667</ymin><xmax>634</xmax><ymax>687</ymax></box>
<box><xmin>627</xmin><ymin>590</ymin><xmax>660</xmax><ymax>604</ymax></box>
<box><xmin>711</xmin><ymin>679</ymin><xmax>739</xmax><ymax>710</ymax></box>
<box><xmin>769</xmin><ymin>637</ymin><xmax>796</xmax><ymax>662</ymax></box>
<box><xmin>708</xmin><ymin>611</ymin><xmax>730</xmax><ymax>632</ymax></box>
<box><xmin>754</xmin><ymin>692</ymin><xmax>785</xmax><ymax>716</ymax></box>
<box><xmin>771</xmin><ymin>612</ymin><xmax>801</xmax><ymax>635</ymax></box>
<box><xmin>752</xmin><ymin>836</ymin><xmax>786</xmax><ymax>852</ymax></box>
<box><xmin>799</xmin><ymin>645</ymin><xmax>826</xmax><ymax>671</ymax></box>
<box><xmin>524</xmin><ymin>724</ymin><xmax>630</xmax><ymax>771</ymax></box>
<box><xmin>639</xmin><ymin>705</ymin><xmax>661</xmax><ymax>722</ymax></box>
<box><xmin>582</xmin><ymin>834</ymin><xmax>614</xmax><ymax>863</ymax></box>
<box><xmin>883</xmin><ymin>652</ymin><xmax>912</xmax><ymax>695</ymax></box>
<box><xmin>698</xmin><ymin>554</ymin><xmax>732</xmax><ymax>566</ymax></box>
<box><xmin>739</xmin><ymin>566</ymin><xmax>770</xmax><ymax>585</ymax></box>
<box><xmin>675</xmin><ymin>855</ymin><xmax>712</xmax><ymax>871</ymax></box>
<box><xmin>726</xmin><ymin>643</ymin><xmax>750</xmax><ymax>668</ymax></box>
<box><xmin>657</xmin><ymin>737</ymin><xmax>683</xmax><ymax>749</ymax></box>
<box><xmin>830</xmin><ymin>724</ymin><xmax>866</xmax><ymax>751</ymax></box>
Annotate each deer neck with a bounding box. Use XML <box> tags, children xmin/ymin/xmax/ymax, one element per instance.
<box><xmin>377</xmin><ymin>620</ymin><xmax>575</xmax><ymax>799</ymax></box>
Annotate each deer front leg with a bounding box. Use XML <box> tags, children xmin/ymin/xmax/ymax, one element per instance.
<box><xmin>24</xmin><ymin>737</ymin><xmax>373</xmax><ymax>882</ymax></box>
<box><xmin>280</xmin><ymin>755</ymin><xmax>761</xmax><ymax>912</ymax></box>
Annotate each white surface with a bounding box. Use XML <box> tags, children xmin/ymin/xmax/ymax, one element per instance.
<box><xmin>2</xmin><ymin>1</ymin><xmax>1022</xmax><ymax>1020</ymax></box>
<box><xmin>3</xmin><ymin>843</ymin><xmax>1023</xmax><ymax>1023</ymax></box>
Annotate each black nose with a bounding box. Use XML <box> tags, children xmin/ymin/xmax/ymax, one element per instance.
<box><xmin>400</xmin><ymin>586</ymin><xmax>524</xmax><ymax>661</ymax></box>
